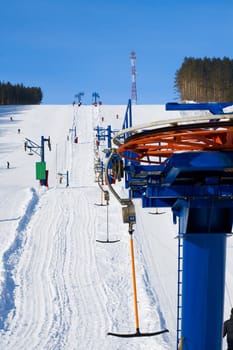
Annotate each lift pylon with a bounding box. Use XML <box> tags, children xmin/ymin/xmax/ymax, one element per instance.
<box><xmin>96</xmin><ymin>174</ymin><xmax>120</xmax><ymax>244</ymax></box>
<box><xmin>111</xmin><ymin>101</ymin><xmax>233</xmax><ymax>349</ymax></box>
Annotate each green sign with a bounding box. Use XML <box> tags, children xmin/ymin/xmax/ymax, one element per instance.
<box><xmin>36</xmin><ymin>162</ymin><xmax>46</xmax><ymax>180</ymax></box>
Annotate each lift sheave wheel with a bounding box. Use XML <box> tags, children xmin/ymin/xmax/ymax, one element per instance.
<box><xmin>118</xmin><ymin>121</ymin><xmax>233</xmax><ymax>164</ymax></box>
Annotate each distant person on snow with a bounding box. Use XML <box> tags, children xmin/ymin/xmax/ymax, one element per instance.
<box><xmin>7</xmin><ymin>161</ymin><xmax>10</xmax><ymax>169</ymax></box>
<box><xmin>223</xmin><ymin>309</ymin><xmax>233</xmax><ymax>350</ymax></box>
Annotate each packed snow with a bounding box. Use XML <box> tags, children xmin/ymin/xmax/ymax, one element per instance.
<box><xmin>0</xmin><ymin>103</ymin><xmax>232</xmax><ymax>349</ymax></box>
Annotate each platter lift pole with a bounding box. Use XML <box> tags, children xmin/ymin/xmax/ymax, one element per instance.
<box><xmin>111</xmin><ymin>101</ymin><xmax>233</xmax><ymax>349</ymax></box>
<box><xmin>105</xmin><ymin>149</ymin><xmax>169</xmax><ymax>337</ymax></box>
<box><xmin>96</xmin><ymin>171</ymin><xmax>120</xmax><ymax>244</ymax></box>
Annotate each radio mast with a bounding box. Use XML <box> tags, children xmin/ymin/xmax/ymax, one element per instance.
<box><xmin>130</xmin><ymin>51</ymin><xmax>137</xmax><ymax>105</ymax></box>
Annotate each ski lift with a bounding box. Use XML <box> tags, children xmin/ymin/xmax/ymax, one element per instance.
<box><xmin>95</xmin><ymin>172</ymin><xmax>107</xmax><ymax>206</ymax></box>
<box><xmin>28</xmin><ymin>147</ymin><xmax>34</xmax><ymax>156</ymax></box>
<box><xmin>96</xmin><ymin>190</ymin><xmax>120</xmax><ymax>244</ymax></box>
<box><xmin>112</xmin><ymin>158</ymin><xmax>124</xmax><ymax>182</ymax></box>
<box><xmin>108</xmin><ymin>220</ymin><xmax>169</xmax><ymax>338</ymax></box>
<box><xmin>148</xmin><ymin>208</ymin><xmax>165</xmax><ymax>215</ymax></box>
<box><xmin>48</xmin><ymin>136</ymin><xmax>51</xmax><ymax>151</ymax></box>
<box><xmin>105</xmin><ymin>150</ymin><xmax>168</xmax><ymax>337</ymax></box>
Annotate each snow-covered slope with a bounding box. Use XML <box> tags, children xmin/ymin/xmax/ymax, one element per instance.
<box><xmin>0</xmin><ymin>104</ymin><xmax>231</xmax><ymax>350</ymax></box>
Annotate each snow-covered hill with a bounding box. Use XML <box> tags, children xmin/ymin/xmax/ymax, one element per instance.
<box><xmin>0</xmin><ymin>104</ymin><xmax>231</xmax><ymax>349</ymax></box>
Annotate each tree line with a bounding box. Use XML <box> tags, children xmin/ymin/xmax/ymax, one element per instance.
<box><xmin>0</xmin><ymin>81</ymin><xmax>43</xmax><ymax>105</ymax></box>
<box><xmin>175</xmin><ymin>57</ymin><xmax>233</xmax><ymax>102</ymax></box>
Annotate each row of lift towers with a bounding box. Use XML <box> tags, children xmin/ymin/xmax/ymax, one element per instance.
<box><xmin>96</xmin><ymin>100</ymin><xmax>233</xmax><ymax>350</ymax></box>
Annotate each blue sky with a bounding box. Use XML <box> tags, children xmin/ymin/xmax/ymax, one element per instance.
<box><xmin>1</xmin><ymin>0</ymin><xmax>233</xmax><ymax>105</ymax></box>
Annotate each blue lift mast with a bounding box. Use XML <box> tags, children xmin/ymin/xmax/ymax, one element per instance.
<box><xmin>112</xmin><ymin>101</ymin><xmax>233</xmax><ymax>349</ymax></box>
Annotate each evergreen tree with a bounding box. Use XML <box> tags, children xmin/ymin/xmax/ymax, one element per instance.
<box><xmin>0</xmin><ymin>81</ymin><xmax>43</xmax><ymax>105</ymax></box>
<box><xmin>175</xmin><ymin>57</ymin><xmax>233</xmax><ymax>102</ymax></box>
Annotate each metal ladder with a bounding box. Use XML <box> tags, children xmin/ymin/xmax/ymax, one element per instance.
<box><xmin>177</xmin><ymin>234</ymin><xmax>183</xmax><ymax>349</ymax></box>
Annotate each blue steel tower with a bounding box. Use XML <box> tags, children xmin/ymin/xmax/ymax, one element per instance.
<box><xmin>109</xmin><ymin>101</ymin><xmax>233</xmax><ymax>349</ymax></box>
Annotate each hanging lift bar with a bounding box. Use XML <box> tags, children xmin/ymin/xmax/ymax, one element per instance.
<box><xmin>96</xmin><ymin>173</ymin><xmax>120</xmax><ymax>244</ymax></box>
<box><xmin>105</xmin><ymin>148</ymin><xmax>168</xmax><ymax>338</ymax></box>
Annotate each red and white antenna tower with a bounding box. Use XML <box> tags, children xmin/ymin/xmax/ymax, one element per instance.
<box><xmin>130</xmin><ymin>51</ymin><xmax>137</xmax><ymax>104</ymax></box>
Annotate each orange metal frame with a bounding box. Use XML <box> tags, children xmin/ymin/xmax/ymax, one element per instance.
<box><xmin>118</xmin><ymin>122</ymin><xmax>233</xmax><ymax>164</ymax></box>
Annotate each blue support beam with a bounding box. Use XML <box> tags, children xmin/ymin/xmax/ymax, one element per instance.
<box><xmin>173</xmin><ymin>199</ymin><xmax>232</xmax><ymax>350</ymax></box>
<box><xmin>166</xmin><ymin>102</ymin><xmax>233</xmax><ymax>114</ymax></box>
<box><xmin>94</xmin><ymin>125</ymin><xmax>119</xmax><ymax>158</ymax></box>
<box><xmin>182</xmin><ymin>232</ymin><xmax>227</xmax><ymax>349</ymax></box>
<box><xmin>124</xmin><ymin>151</ymin><xmax>233</xmax><ymax>210</ymax></box>
<box><xmin>122</xmin><ymin>99</ymin><xmax>132</xmax><ymax>132</ymax></box>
